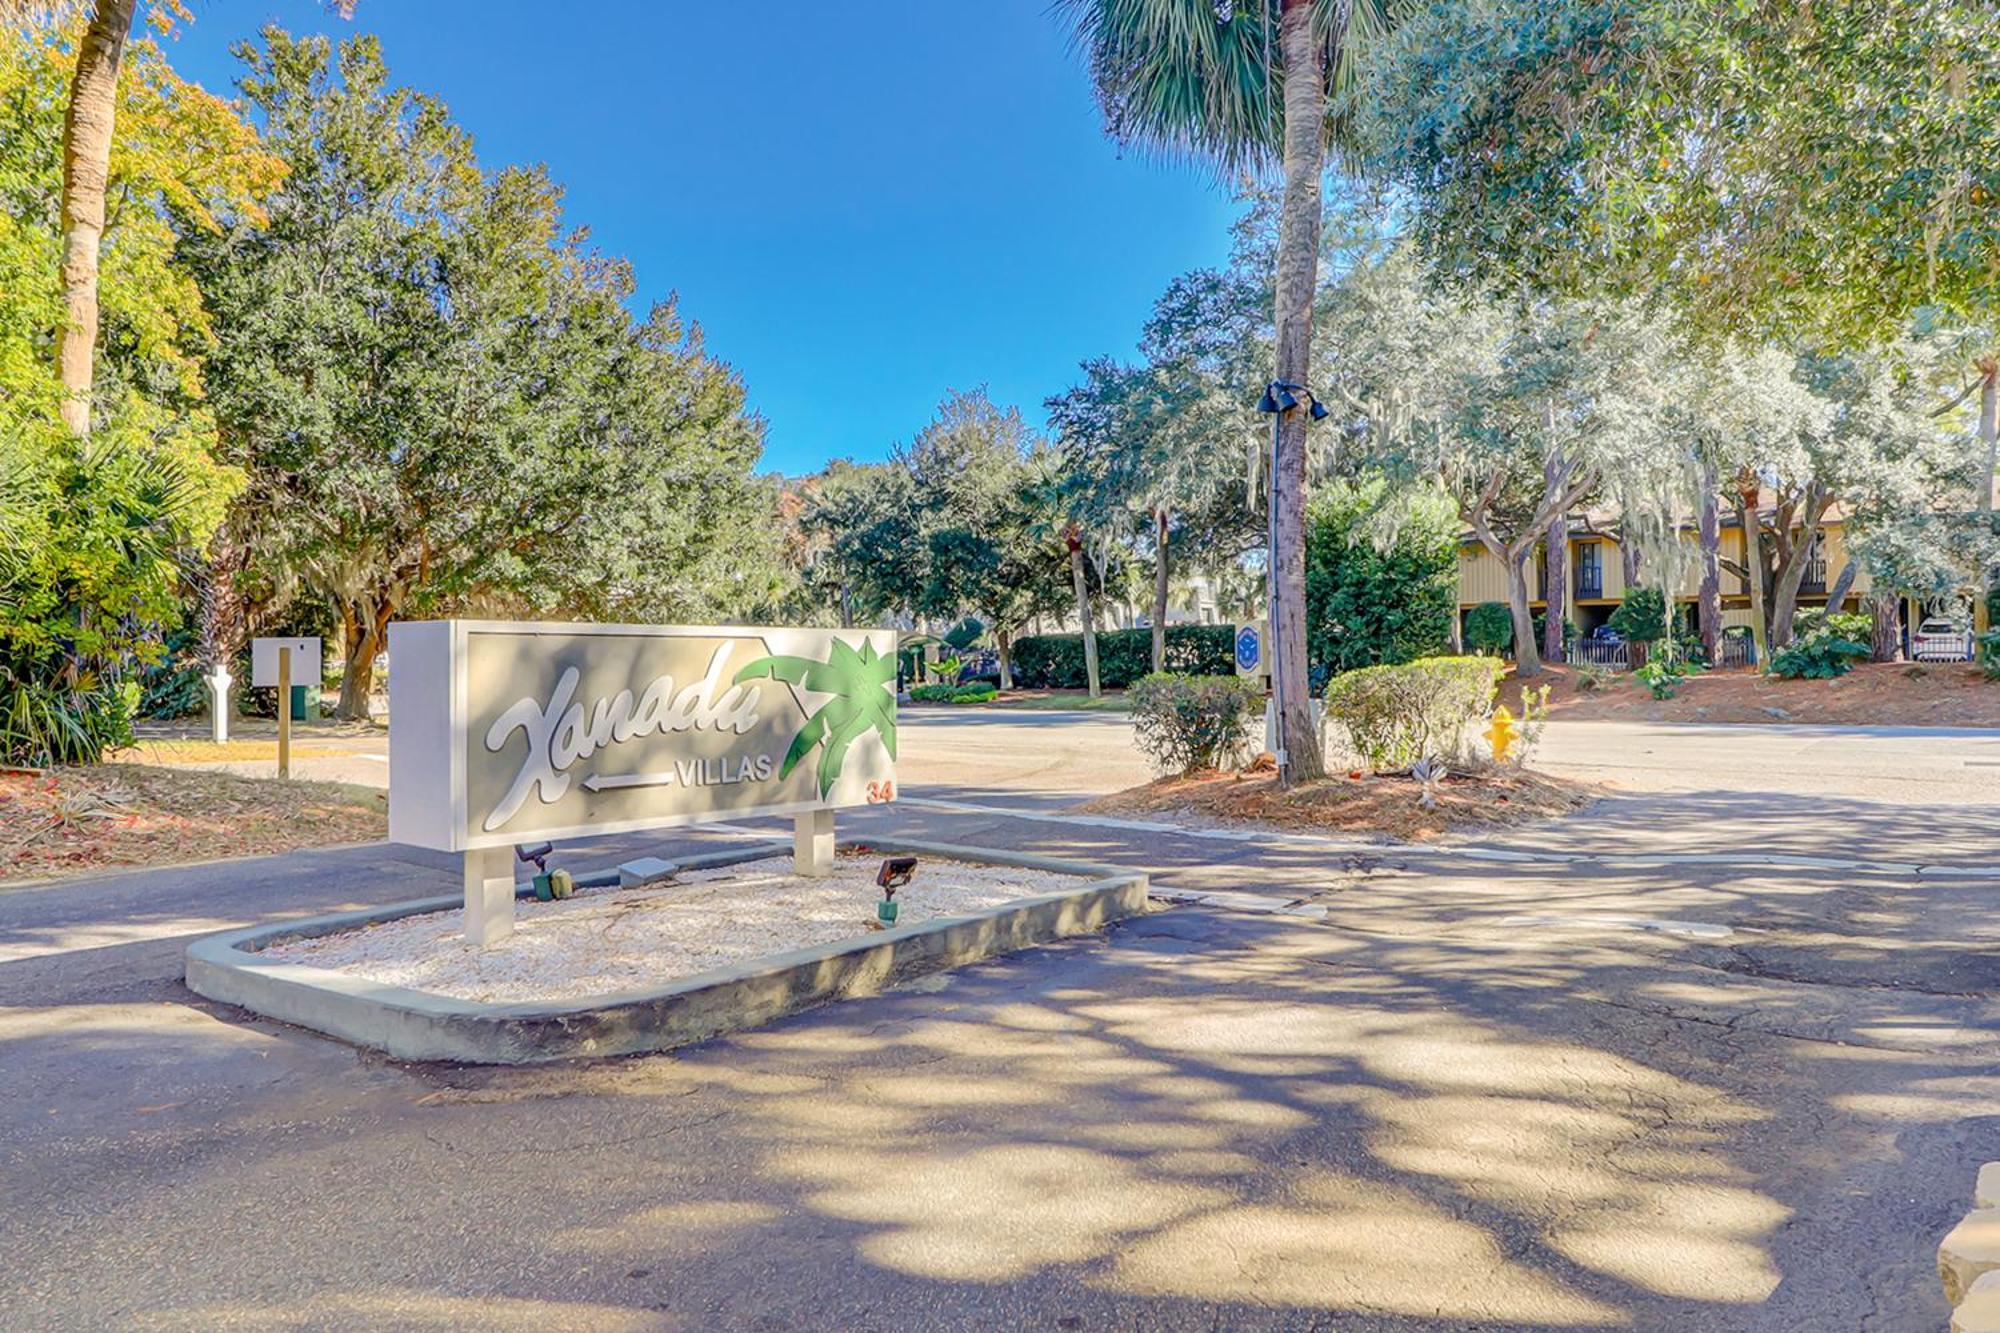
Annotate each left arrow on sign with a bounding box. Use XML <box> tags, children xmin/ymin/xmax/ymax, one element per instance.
<box><xmin>581</xmin><ymin>771</ymin><xmax>678</xmax><ymax>793</ymax></box>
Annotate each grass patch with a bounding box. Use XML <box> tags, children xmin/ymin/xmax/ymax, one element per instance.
<box><xmin>0</xmin><ymin>763</ymin><xmax>386</xmax><ymax>885</ymax></box>
<box><xmin>112</xmin><ymin>737</ymin><xmax>379</xmax><ymax>765</ymax></box>
<box><xmin>1081</xmin><ymin>765</ymin><xmax>1595</xmax><ymax>842</ymax></box>
<box><xmin>984</xmin><ymin>690</ymin><xmax>1134</xmax><ymax>713</ymax></box>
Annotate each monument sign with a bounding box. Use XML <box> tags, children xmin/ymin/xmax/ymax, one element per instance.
<box><xmin>389</xmin><ymin>621</ymin><xmax>899</xmax><ymax>944</ymax></box>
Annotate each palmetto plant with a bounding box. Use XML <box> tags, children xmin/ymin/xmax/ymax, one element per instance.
<box><xmin>733</xmin><ymin>638</ymin><xmax>897</xmax><ymax>799</ymax></box>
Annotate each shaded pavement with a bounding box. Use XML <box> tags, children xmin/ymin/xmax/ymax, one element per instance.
<box><xmin>4</xmin><ymin>715</ymin><xmax>1998</xmax><ymax>1329</ymax></box>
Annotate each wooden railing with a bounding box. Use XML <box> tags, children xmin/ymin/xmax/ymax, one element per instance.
<box><xmin>1571</xmin><ymin>638</ymin><xmax>1631</xmax><ymax>670</ymax></box>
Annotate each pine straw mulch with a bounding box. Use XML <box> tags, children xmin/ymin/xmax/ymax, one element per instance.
<box><xmin>1499</xmin><ymin>660</ymin><xmax>2000</xmax><ymax>727</ymax></box>
<box><xmin>1080</xmin><ymin>762</ymin><xmax>1598</xmax><ymax>843</ymax></box>
<box><xmin>0</xmin><ymin>763</ymin><xmax>386</xmax><ymax>885</ymax></box>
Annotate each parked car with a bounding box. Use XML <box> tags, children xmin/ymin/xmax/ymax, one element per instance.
<box><xmin>1587</xmin><ymin>626</ymin><xmax>1625</xmax><ymax>645</ymax></box>
<box><xmin>1911</xmin><ymin>617</ymin><xmax>1974</xmax><ymax>662</ymax></box>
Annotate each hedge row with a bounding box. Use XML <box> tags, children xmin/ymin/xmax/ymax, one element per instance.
<box><xmin>1008</xmin><ymin>625</ymin><xmax>1236</xmax><ymax>690</ymax></box>
<box><xmin>908</xmin><ymin>682</ymin><xmax>999</xmax><ymax>704</ymax></box>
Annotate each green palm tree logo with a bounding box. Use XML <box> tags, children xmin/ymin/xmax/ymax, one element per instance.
<box><xmin>733</xmin><ymin>639</ymin><xmax>897</xmax><ymax>798</ymax></box>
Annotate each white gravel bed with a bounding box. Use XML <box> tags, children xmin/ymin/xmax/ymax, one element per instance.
<box><xmin>262</xmin><ymin>854</ymin><xmax>1088</xmax><ymax>1004</ymax></box>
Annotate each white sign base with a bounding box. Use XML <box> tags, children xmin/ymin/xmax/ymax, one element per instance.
<box><xmin>464</xmin><ymin>845</ymin><xmax>516</xmax><ymax>946</ymax></box>
<box><xmin>794</xmin><ymin>809</ymin><xmax>834</xmax><ymax>877</ymax></box>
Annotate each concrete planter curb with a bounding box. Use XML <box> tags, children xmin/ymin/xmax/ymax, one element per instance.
<box><xmin>1942</xmin><ymin>1162</ymin><xmax>2000</xmax><ymax>1327</ymax></box>
<box><xmin>185</xmin><ymin>838</ymin><xmax>1150</xmax><ymax>1065</ymax></box>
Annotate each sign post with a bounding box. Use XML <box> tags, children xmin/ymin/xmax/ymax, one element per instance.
<box><xmin>252</xmin><ymin>637</ymin><xmax>320</xmax><ymax>781</ymax></box>
<box><xmin>276</xmin><ymin>647</ymin><xmax>291</xmax><ymax>779</ymax></box>
<box><xmin>388</xmin><ymin>621</ymin><xmax>899</xmax><ymax>945</ymax></box>
<box><xmin>207</xmin><ymin>663</ymin><xmax>233</xmax><ymax>745</ymax></box>
<box><xmin>1236</xmin><ymin>621</ymin><xmax>1279</xmax><ymax>754</ymax></box>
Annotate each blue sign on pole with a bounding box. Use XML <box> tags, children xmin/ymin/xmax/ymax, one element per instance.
<box><xmin>1234</xmin><ymin>623</ymin><xmax>1262</xmax><ymax>674</ymax></box>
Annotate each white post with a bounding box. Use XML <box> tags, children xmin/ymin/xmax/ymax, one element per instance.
<box><xmin>794</xmin><ymin>808</ymin><xmax>834</xmax><ymax>877</ymax></box>
<box><xmin>207</xmin><ymin>664</ymin><xmax>232</xmax><ymax>744</ymax></box>
<box><xmin>464</xmin><ymin>845</ymin><xmax>516</xmax><ymax>946</ymax></box>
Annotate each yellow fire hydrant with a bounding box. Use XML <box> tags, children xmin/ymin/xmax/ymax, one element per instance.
<box><xmin>1486</xmin><ymin>706</ymin><xmax>1519</xmax><ymax>763</ymax></box>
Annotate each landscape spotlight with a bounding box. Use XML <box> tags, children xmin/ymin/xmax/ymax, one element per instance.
<box><xmin>1309</xmin><ymin>397</ymin><xmax>1329</xmax><ymax>421</ymax></box>
<box><xmin>1256</xmin><ymin>386</ymin><xmax>1280</xmax><ymax>414</ymax></box>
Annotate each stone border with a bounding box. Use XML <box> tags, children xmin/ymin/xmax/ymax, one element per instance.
<box><xmin>184</xmin><ymin>838</ymin><xmax>1149</xmax><ymax>1065</ymax></box>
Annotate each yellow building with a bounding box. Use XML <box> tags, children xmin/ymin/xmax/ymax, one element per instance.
<box><xmin>1456</xmin><ymin>514</ymin><xmax>1874</xmax><ymax>649</ymax></box>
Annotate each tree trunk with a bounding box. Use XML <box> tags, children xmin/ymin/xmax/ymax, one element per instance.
<box><xmin>1822</xmin><ymin>560</ymin><xmax>1858</xmax><ymax>614</ymax></box>
<box><xmin>1979</xmin><ymin>362</ymin><xmax>1998</xmax><ymax>633</ymax></box>
<box><xmin>1769</xmin><ymin>519</ymin><xmax>1821</xmax><ymax>650</ymax></box>
<box><xmin>995</xmin><ymin>626</ymin><xmax>1013</xmax><ymax>692</ymax></box>
<box><xmin>838</xmin><ymin>583</ymin><xmax>853</xmax><ymax>629</ymax></box>
<box><xmin>1542</xmin><ymin>468</ymin><xmax>1568</xmax><ymax>663</ymax></box>
<box><xmin>336</xmin><ymin>602</ymin><xmax>390</xmax><ymax>721</ymax></box>
<box><xmin>1267</xmin><ymin>0</ymin><xmax>1328</xmax><ymax>783</ymax></box>
<box><xmin>1981</xmin><ymin>362</ymin><xmax>1997</xmax><ymax>517</ymax></box>
<box><xmin>1735</xmin><ymin>484</ymin><xmax>1769</xmax><ymax>666</ymax></box>
<box><xmin>1696</xmin><ymin>465</ymin><xmax>1722</xmax><ymax>662</ymax></box>
<box><xmin>1151</xmin><ymin>506</ymin><xmax>1170</xmax><ymax>674</ymax></box>
<box><xmin>1503</xmin><ymin>548</ymin><xmax>1543</xmax><ymax>675</ymax></box>
<box><xmin>1065</xmin><ymin>532</ymin><xmax>1100</xmax><ymax>698</ymax></box>
<box><xmin>1620</xmin><ymin>538</ymin><xmax>1642</xmax><ymax>592</ymax></box>
<box><xmin>202</xmin><ymin>544</ymin><xmax>248</xmax><ymax>667</ymax></box>
<box><xmin>56</xmin><ymin>0</ymin><xmax>140</xmax><ymax>436</ymax></box>
<box><xmin>1869</xmin><ymin>593</ymin><xmax>1902</xmax><ymax>662</ymax></box>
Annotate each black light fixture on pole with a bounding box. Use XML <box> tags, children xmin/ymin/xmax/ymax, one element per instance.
<box><xmin>1256</xmin><ymin>380</ymin><xmax>1330</xmax><ymax>786</ymax></box>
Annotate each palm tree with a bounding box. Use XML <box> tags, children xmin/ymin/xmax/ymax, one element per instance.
<box><xmin>1054</xmin><ymin>0</ymin><xmax>1395</xmax><ymax>783</ymax></box>
<box><xmin>1017</xmin><ymin>452</ymin><xmax>1105</xmax><ymax>697</ymax></box>
<box><xmin>8</xmin><ymin>0</ymin><xmax>357</xmax><ymax>437</ymax></box>
<box><xmin>0</xmin><ymin>0</ymin><xmax>140</xmax><ymax>436</ymax></box>
<box><xmin>733</xmin><ymin>639</ymin><xmax>898</xmax><ymax>799</ymax></box>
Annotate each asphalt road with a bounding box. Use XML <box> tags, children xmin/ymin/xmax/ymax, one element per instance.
<box><xmin>6</xmin><ymin>711</ymin><xmax>1998</xmax><ymax>1329</ymax></box>
<box><xmin>147</xmin><ymin>708</ymin><xmax>2000</xmax><ymax>808</ymax></box>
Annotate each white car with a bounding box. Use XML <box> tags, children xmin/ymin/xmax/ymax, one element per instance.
<box><xmin>1911</xmin><ymin>617</ymin><xmax>1974</xmax><ymax>662</ymax></box>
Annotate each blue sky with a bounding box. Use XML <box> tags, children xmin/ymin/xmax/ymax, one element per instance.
<box><xmin>161</xmin><ymin>2</ymin><xmax>1244</xmax><ymax>475</ymax></box>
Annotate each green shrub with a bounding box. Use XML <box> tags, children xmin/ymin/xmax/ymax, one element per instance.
<box><xmin>1634</xmin><ymin>655</ymin><xmax>1699</xmax><ymax>699</ymax></box>
<box><xmin>1792</xmin><ymin>608</ymin><xmax>1870</xmax><ymax>643</ymax></box>
<box><xmin>1009</xmin><ymin>625</ymin><xmax>1233</xmax><ymax>690</ymax></box>
<box><xmin>1129</xmin><ymin>673</ymin><xmax>1263</xmax><ymax>773</ymax></box>
<box><xmin>1980</xmin><ymin>629</ymin><xmax>2000</xmax><ymax>681</ymax></box>
<box><xmin>1464</xmin><ymin>602</ymin><xmax>1513</xmax><ymax>656</ymax></box>
<box><xmin>0</xmin><ymin>676</ymin><xmax>137</xmax><ymax>768</ymax></box>
<box><xmin>1769</xmin><ymin>634</ymin><xmax>1870</xmax><ymax>679</ymax></box>
<box><xmin>908</xmin><ymin>682</ymin><xmax>998</xmax><ymax>704</ymax></box>
<box><xmin>1322</xmin><ymin>655</ymin><xmax>1503</xmax><ymax>771</ymax></box>
<box><xmin>1305</xmin><ymin>479</ymin><xmax>1456</xmax><ymax>675</ymax></box>
<box><xmin>135</xmin><ymin>625</ymin><xmax>211</xmax><ymax>719</ymax></box>
<box><xmin>1607</xmin><ymin>587</ymin><xmax>1669</xmax><ymax>643</ymax></box>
